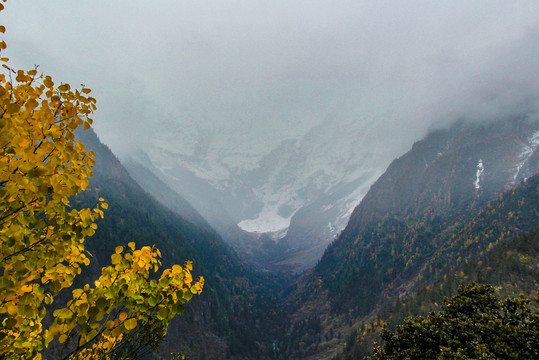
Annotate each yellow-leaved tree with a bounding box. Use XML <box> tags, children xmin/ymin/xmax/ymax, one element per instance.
<box><xmin>0</xmin><ymin>1</ymin><xmax>203</xmax><ymax>359</ymax></box>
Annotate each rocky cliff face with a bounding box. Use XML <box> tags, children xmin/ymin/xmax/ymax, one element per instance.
<box><xmin>345</xmin><ymin>117</ymin><xmax>539</xmax><ymax>232</ymax></box>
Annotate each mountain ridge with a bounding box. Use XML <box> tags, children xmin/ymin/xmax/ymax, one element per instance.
<box><xmin>74</xmin><ymin>128</ymin><xmax>288</xmax><ymax>359</ymax></box>
<box><xmin>132</xmin><ymin>116</ymin><xmax>396</xmax><ymax>271</ymax></box>
<box><xmin>80</xmin><ymin>115</ymin><xmax>539</xmax><ymax>359</ymax></box>
<box><xmin>279</xmin><ymin>116</ymin><xmax>539</xmax><ymax>359</ymax></box>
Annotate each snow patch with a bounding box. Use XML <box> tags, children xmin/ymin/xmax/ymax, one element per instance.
<box><xmin>147</xmin><ymin>114</ymin><xmax>395</xmax><ymax>249</ymax></box>
<box><xmin>238</xmin><ymin>209</ymin><xmax>293</xmax><ymax>234</ymax></box>
<box><xmin>512</xmin><ymin>130</ymin><xmax>539</xmax><ymax>183</ymax></box>
<box><xmin>327</xmin><ymin>222</ymin><xmax>336</xmax><ymax>234</ymax></box>
<box><xmin>474</xmin><ymin>159</ymin><xmax>484</xmax><ymax>190</ymax></box>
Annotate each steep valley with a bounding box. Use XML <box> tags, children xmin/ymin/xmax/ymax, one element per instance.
<box><xmin>282</xmin><ymin>116</ymin><xmax>539</xmax><ymax>358</ymax></box>
<box><xmin>79</xmin><ymin>115</ymin><xmax>538</xmax><ymax>359</ymax></box>
<box><xmin>127</xmin><ymin>116</ymin><xmax>397</xmax><ymax>272</ymax></box>
<box><xmin>5</xmin><ymin>2</ymin><xmax>539</xmax><ymax>359</ymax></box>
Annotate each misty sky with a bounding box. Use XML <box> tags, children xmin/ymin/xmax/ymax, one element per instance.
<box><xmin>3</xmin><ymin>1</ymin><xmax>539</xmax><ymax>160</ymax></box>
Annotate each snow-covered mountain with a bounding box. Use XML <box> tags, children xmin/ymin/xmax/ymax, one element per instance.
<box><xmin>309</xmin><ymin>116</ymin><xmax>539</xmax><ymax>325</ymax></box>
<box><xmin>124</xmin><ymin>113</ymin><xmax>539</xmax><ymax>271</ymax></box>
<box><xmin>126</xmin><ymin>114</ymin><xmax>404</xmax><ymax>269</ymax></box>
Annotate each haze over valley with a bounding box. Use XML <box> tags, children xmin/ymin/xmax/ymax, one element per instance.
<box><xmin>3</xmin><ymin>1</ymin><xmax>539</xmax><ymax>359</ymax></box>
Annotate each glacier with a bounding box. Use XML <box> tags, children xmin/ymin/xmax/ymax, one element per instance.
<box><xmin>125</xmin><ymin>115</ymin><xmax>539</xmax><ymax>269</ymax></box>
<box><xmin>138</xmin><ymin>113</ymin><xmax>398</xmax><ymax>261</ymax></box>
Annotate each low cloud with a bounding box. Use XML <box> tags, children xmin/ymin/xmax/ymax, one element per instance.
<box><xmin>3</xmin><ymin>1</ymin><xmax>539</xmax><ymax>159</ymax></box>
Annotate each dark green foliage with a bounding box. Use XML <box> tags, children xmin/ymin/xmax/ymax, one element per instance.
<box><xmin>369</xmin><ymin>283</ymin><xmax>539</xmax><ymax>360</ymax></box>
<box><xmin>280</xmin><ymin>315</ymin><xmax>323</xmax><ymax>358</ymax></box>
<box><xmin>285</xmin><ymin>118</ymin><xmax>539</xmax><ymax>359</ymax></box>
<box><xmin>334</xmin><ymin>227</ymin><xmax>539</xmax><ymax>360</ymax></box>
<box><xmin>73</xmin><ymin>129</ymin><xmax>290</xmax><ymax>359</ymax></box>
<box><xmin>319</xmin><ymin>172</ymin><xmax>538</xmax><ymax>318</ymax></box>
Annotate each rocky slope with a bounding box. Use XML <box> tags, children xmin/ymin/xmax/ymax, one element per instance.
<box><xmin>75</xmin><ymin>128</ymin><xmax>287</xmax><ymax>360</ymax></box>
<box><xmin>129</xmin><ymin>117</ymin><xmax>397</xmax><ymax>270</ymax></box>
<box><xmin>281</xmin><ymin>115</ymin><xmax>539</xmax><ymax>359</ymax></box>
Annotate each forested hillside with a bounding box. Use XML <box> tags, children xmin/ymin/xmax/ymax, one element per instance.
<box><xmin>4</xmin><ymin>1</ymin><xmax>539</xmax><ymax>359</ymax></box>
<box><xmin>335</xmin><ymin>226</ymin><xmax>539</xmax><ymax>359</ymax></box>
<box><xmin>74</xmin><ymin>129</ymin><xmax>288</xmax><ymax>359</ymax></box>
<box><xmin>316</xmin><ymin>118</ymin><xmax>538</xmax><ymax>312</ymax></box>
<box><xmin>280</xmin><ymin>117</ymin><xmax>539</xmax><ymax>359</ymax></box>
<box><xmin>76</xmin><ymin>118</ymin><xmax>539</xmax><ymax>360</ymax></box>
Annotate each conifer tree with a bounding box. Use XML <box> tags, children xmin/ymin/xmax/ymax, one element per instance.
<box><xmin>370</xmin><ymin>283</ymin><xmax>539</xmax><ymax>359</ymax></box>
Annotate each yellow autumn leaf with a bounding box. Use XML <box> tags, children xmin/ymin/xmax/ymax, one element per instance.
<box><xmin>124</xmin><ymin>318</ymin><xmax>137</xmax><ymax>331</ymax></box>
<box><xmin>6</xmin><ymin>103</ymin><xmax>20</xmax><ymax>113</ymax></box>
<box><xmin>43</xmin><ymin>78</ymin><xmax>53</xmax><ymax>88</ymax></box>
<box><xmin>118</xmin><ymin>312</ymin><xmax>128</xmax><ymax>322</ymax></box>
<box><xmin>57</xmin><ymin>84</ymin><xmax>70</xmax><ymax>92</ymax></box>
<box><xmin>111</xmin><ymin>253</ymin><xmax>122</xmax><ymax>265</ymax></box>
<box><xmin>0</xmin><ymin>11</ymin><xmax>202</xmax><ymax>359</ymax></box>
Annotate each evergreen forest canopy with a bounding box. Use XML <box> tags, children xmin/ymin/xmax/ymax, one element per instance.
<box><xmin>368</xmin><ymin>282</ymin><xmax>539</xmax><ymax>360</ymax></box>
